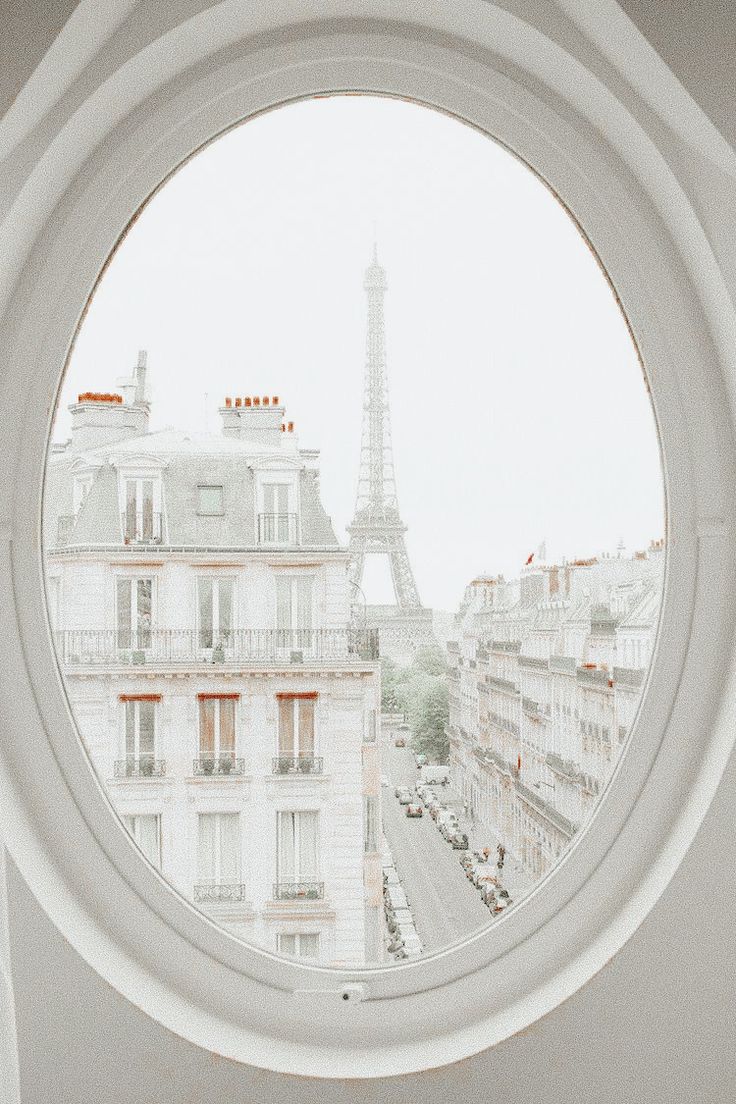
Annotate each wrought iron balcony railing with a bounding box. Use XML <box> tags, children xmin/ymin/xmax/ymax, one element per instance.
<box><xmin>258</xmin><ymin>512</ymin><xmax>299</xmax><ymax>545</ymax></box>
<box><xmin>193</xmin><ymin>883</ymin><xmax>247</xmax><ymax>903</ymax></box>
<box><xmin>114</xmin><ymin>757</ymin><xmax>166</xmax><ymax>779</ymax></box>
<box><xmin>55</xmin><ymin>627</ymin><xmax>379</xmax><ymax>666</ymax></box>
<box><xmin>272</xmin><ymin>755</ymin><xmax>324</xmax><ymax>775</ymax></box>
<box><xmin>121</xmin><ymin>510</ymin><xmax>163</xmax><ymax>545</ymax></box>
<box><xmin>272</xmin><ymin>881</ymin><xmax>324</xmax><ymax>901</ymax></box>
<box><xmin>192</xmin><ymin>756</ymin><xmax>246</xmax><ymax>776</ymax></box>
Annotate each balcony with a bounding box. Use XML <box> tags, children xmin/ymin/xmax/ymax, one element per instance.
<box><xmin>192</xmin><ymin>756</ymin><xmax>246</xmax><ymax>776</ymax></box>
<box><xmin>193</xmin><ymin>883</ymin><xmax>247</xmax><ymax>903</ymax></box>
<box><xmin>272</xmin><ymin>755</ymin><xmax>324</xmax><ymax>775</ymax></box>
<box><xmin>258</xmin><ymin>512</ymin><xmax>299</xmax><ymax>545</ymax></box>
<box><xmin>121</xmin><ymin>510</ymin><xmax>162</xmax><ymax>545</ymax></box>
<box><xmin>55</xmin><ymin>627</ymin><xmax>379</xmax><ymax>666</ymax></box>
<box><xmin>273</xmin><ymin>881</ymin><xmax>324</xmax><ymax>901</ymax></box>
<box><xmin>113</xmin><ymin>757</ymin><xmax>166</xmax><ymax>779</ymax></box>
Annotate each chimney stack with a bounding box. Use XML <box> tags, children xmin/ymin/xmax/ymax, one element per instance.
<box><xmin>220</xmin><ymin>396</ymin><xmax>287</xmax><ymax>446</ymax></box>
<box><xmin>70</xmin><ymin>350</ymin><xmax>152</xmax><ymax>451</ymax></box>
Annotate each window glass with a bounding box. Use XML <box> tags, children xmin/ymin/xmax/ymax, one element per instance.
<box><xmin>43</xmin><ymin>94</ymin><xmax>663</xmax><ymax>968</ymax></box>
<box><xmin>198</xmin><ymin>485</ymin><xmax>224</xmax><ymax>514</ymax></box>
<box><xmin>198</xmin><ymin>813</ymin><xmax>240</xmax><ymax>886</ymax></box>
<box><xmin>278</xmin><ymin>811</ymin><xmax>319</xmax><ymax>883</ymax></box>
<box><xmin>124</xmin><ymin>814</ymin><xmax>161</xmax><ymax>868</ymax></box>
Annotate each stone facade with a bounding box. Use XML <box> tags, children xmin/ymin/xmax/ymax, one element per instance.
<box><xmin>44</xmin><ymin>357</ymin><xmax>382</xmax><ymax>966</ymax></box>
<box><xmin>448</xmin><ymin>545</ymin><xmax>663</xmax><ymax>881</ymax></box>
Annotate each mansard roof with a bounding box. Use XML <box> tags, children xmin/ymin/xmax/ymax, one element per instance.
<box><xmin>44</xmin><ymin>428</ymin><xmax>340</xmax><ymax>549</ymax></box>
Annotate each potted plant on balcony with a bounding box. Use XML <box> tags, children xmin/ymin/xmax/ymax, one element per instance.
<box><xmin>276</xmin><ymin>756</ymin><xmax>291</xmax><ymax>774</ymax></box>
<box><xmin>297</xmin><ymin>756</ymin><xmax>312</xmax><ymax>774</ymax></box>
<box><xmin>220</xmin><ymin>756</ymin><xmax>234</xmax><ymax>775</ymax></box>
<box><xmin>140</xmin><ymin>757</ymin><xmax>154</xmax><ymax>778</ymax></box>
<box><xmin>201</xmin><ymin>757</ymin><xmax>215</xmax><ymax>775</ymax></box>
<box><xmin>212</xmin><ymin>641</ymin><xmax>225</xmax><ymax>664</ymax></box>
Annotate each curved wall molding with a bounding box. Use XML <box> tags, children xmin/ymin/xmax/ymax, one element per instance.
<box><xmin>1</xmin><ymin>0</ymin><xmax>735</xmax><ymax>1090</ymax></box>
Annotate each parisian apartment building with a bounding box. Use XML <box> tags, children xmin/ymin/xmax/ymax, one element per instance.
<box><xmin>43</xmin><ymin>353</ymin><xmax>383</xmax><ymax>966</ymax></box>
<box><xmin>448</xmin><ymin>543</ymin><xmax>664</xmax><ymax>881</ymax></box>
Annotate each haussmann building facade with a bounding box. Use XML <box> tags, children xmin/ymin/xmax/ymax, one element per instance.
<box><xmin>448</xmin><ymin>545</ymin><xmax>663</xmax><ymax>882</ymax></box>
<box><xmin>43</xmin><ymin>353</ymin><xmax>383</xmax><ymax>966</ymax></box>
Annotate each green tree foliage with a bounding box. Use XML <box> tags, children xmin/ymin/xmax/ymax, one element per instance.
<box><xmin>380</xmin><ymin>647</ymin><xmax>450</xmax><ymax>762</ymax></box>
<box><xmin>408</xmin><ymin>676</ymin><xmax>449</xmax><ymax>763</ymax></box>
<box><xmin>380</xmin><ymin>656</ymin><xmax>402</xmax><ymax>712</ymax></box>
<box><xmin>412</xmin><ymin>644</ymin><xmax>448</xmax><ymax>677</ymax></box>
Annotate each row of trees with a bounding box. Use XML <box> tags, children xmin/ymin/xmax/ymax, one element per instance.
<box><xmin>381</xmin><ymin>645</ymin><xmax>450</xmax><ymax>763</ymax></box>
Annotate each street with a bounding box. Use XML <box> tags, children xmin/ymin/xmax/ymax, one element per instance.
<box><xmin>381</xmin><ymin>739</ymin><xmax>491</xmax><ymax>954</ymax></box>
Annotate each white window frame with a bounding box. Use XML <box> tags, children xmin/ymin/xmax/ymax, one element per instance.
<box><xmin>196</xmin><ymin>484</ymin><xmax>224</xmax><ymax>516</ymax></box>
<box><xmin>120</xmin><ymin>473</ymin><xmax>162</xmax><ymax>542</ymax></box>
<box><xmin>274</xmin><ymin>575</ymin><xmax>314</xmax><ymax>635</ymax></box>
<box><xmin>122</xmin><ymin>698</ymin><xmax>157</xmax><ymax>762</ymax></box>
<box><xmin>277</xmin><ymin>696</ymin><xmax>317</xmax><ymax>759</ymax></box>
<box><xmin>276</xmin><ymin>810</ymin><xmax>320</xmax><ymax>884</ymax></box>
<box><xmin>73</xmin><ymin>474</ymin><xmax>93</xmax><ymax>516</ymax></box>
<box><xmin>196</xmin><ymin>575</ymin><xmax>235</xmax><ymax>650</ymax></box>
<box><xmin>198</xmin><ymin>696</ymin><xmax>238</xmax><ymax>759</ymax></box>
<box><xmin>7</xmin><ymin>8</ymin><xmax>734</xmax><ymax>1084</ymax></box>
<box><xmin>196</xmin><ymin>811</ymin><xmax>241</xmax><ymax>888</ymax></box>
<box><xmin>115</xmin><ymin>576</ymin><xmax>154</xmax><ymax>650</ymax></box>
<box><xmin>255</xmin><ymin>470</ymin><xmax>299</xmax><ymax>545</ymax></box>
<box><xmin>277</xmin><ymin>932</ymin><xmax>320</xmax><ymax>959</ymax></box>
<box><xmin>124</xmin><ymin>813</ymin><xmax>161</xmax><ymax>869</ymax></box>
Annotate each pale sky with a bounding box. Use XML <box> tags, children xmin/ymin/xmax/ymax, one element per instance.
<box><xmin>53</xmin><ymin>95</ymin><xmax>663</xmax><ymax>612</ymax></box>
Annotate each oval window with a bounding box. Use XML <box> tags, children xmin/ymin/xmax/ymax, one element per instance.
<box><xmin>42</xmin><ymin>94</ymin><xmax>663</xmax><ymax>967</ymax></box>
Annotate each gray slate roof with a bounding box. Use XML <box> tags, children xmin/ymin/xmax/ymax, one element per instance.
<box><xmin>45</xmin><ymin>429</ymin><xmax>340</xmax><ymax>550</ymax></box>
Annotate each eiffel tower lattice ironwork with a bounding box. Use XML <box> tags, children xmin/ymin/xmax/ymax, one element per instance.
<box><xmin>347</xmin><ymin>249</ymin><xmax>423</xmax><ymax>610</ymax></box>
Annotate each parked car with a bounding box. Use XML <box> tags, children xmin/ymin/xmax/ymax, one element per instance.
<box><xmin>402</xmin><ymin>932</ymin><xmax>423</xmax><ymax>958</ymax></box>
<box><xmin>397</xmin><ymin>787</ymin><xmax>413</xmax><ymax>805</ymax></box>
<box><xmin>387</xmin><ymin>886</ymin><xmax>410</xmax><ymax>911</ymax></box>
<box><xmin>472</xmin><ymin>866</ymin><xmax>499</xmax><ymax>889</ymax></box>
<box><xmin>405</xmin><ymin>803</ymin><xmax>423</xmax><ymax>817</ymax></box>
<box><xmin>480</xmin><ymin>883</ymin><xmax>497</xmax><ymax>907</ymax></box>
<box><xmin>391</xmin><ymin>906</ymin><xmax>414</xmax><ymax>929</ymax></box>
<box><xmin>437</xmin><ymin>811</ymin><xmax>459</xmax><ymax>836</ymax></box>
<box><xmin>450</xmin><ymin>832</ymin><xmax>469</xmax><ymax>850</ymax></box>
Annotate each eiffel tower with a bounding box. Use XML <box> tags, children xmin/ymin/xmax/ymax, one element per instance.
<box><xmin>347</xmin><ymin>248</ymin><xmax>435</xmax><ymax>661</ymax></box>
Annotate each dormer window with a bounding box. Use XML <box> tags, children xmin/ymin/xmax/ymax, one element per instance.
<box><xmin>73</xmin><ymin>475</ymin><xmax>93</xmax><ymax>516</ymax></box>
<box><xmin>258</xmin><ymin>480</ymin><xmax>298</xmax><ymax>544</ymax></box>
<box><xmin>123</xmin><ymin>477</ymin><xmax>161</xmax><ymax>543</ymax></box>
